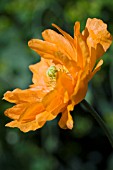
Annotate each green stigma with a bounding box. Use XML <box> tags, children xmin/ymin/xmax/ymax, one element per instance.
<box><xmin>46</xmin><ymin>66</ymin><xmax>57</xmax><ymax>79</ymax></box>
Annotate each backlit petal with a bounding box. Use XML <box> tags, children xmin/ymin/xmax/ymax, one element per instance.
<box><xmin>84</xmin><ymin>18</ymin><xmax>112</xmax><ymax>59</ymax></box>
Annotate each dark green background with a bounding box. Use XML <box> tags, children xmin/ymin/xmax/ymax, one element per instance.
<box><xmin>0</xmin><ymin>0</ymin><xmax>113</xmax><ymax>170</ymax></box>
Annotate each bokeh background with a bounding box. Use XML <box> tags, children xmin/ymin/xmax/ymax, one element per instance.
<box><xmin>0</xmin><ymin>0</ymin><xmax>113</xmax><ymax>170</ymax></box>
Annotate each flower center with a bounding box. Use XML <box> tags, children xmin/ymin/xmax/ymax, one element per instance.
<box><xmin>46</xmin><ymin>66</ymin><xmax>58</xmax><ymax>90</ymax></box>
<box><xmin>46</xmin><ymin>65</ymin><xmax>71</xmax><ymax>90</ymax></box>
<box><xmin>46</xmin><ymin>66</ymin><xmax>58</xmax><ymax>79</ymax></box>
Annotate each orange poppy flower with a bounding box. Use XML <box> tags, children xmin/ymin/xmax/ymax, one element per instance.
<box><xmin>4</xmin><ymin>18</ymin><xmax>112</xmax><ymax>132</ymax></box>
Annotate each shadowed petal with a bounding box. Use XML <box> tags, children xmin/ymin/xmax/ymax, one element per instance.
<box><xmin>89</xmin><ymin>59</ymin><xmax>103</xmax><ymax>80</ymax></box>
<box><xmin>58</xmin><ymin>103</ymin><xmax>74</xmax><ymax>129</ymax></box>
<box><xmin>71</xmin><ymin>70</ymin><xmax>89</xmax><ymax>105</ymax></box>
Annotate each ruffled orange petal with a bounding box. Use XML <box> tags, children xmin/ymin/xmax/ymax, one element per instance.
<box><xmin>5</xmin><ymin>101</ymin><xmax>58</xmax><ymax>132</ymax></box>
<box><xmin>3</xmin><ymin>88</ymin><xmax>45</xmax><ymax>104</ymax></box>
<box><xmin>83</xmin><ymin>18</ymin><xmax>112</xmax><ymax>59</ymax></box>
<box><xmin>74</xmin><ymin>21</ymin><xmax>90</xmax><ymax>69</ymax></box>
<box><xmin>58</xmin><ymin>72</ymin><xmax>74</xmax><ymax>98</ymax></box>
<box><xmin>6</xmin><ymin>109</ymin><xmax>57</xmax><ymax>132</ymax></box>
<box><xmin>42</xmin><ymin>89</ymin><xmax>63</xmax><ymax>113</ymax></box>
<box><xmin>71</xmin><ymin>69</ymin><xmax>89</xmax><ymax>105</ymax></box>
<box><xmin>52</xmin><ymin>23</ymin><xmax>77</xmax><ymax>62</ymax></box>
<box><xmin>18</xmin><ymin>102</ymin><xmax>45</xmax><ymax>121</ymax></box>
<box><xmin>42</xmin><ymin>71</ymin><xmax>74</xmax><ymax>116</ymax></box>
<box><xmin>74</xmin><ymin>21</ymin><xmax>80</xmax><ymax>37</ymax></box>
<box><xmin>28</xmin><ymin>39</ymin><xmax>58</xmax><ymax>58</ymax></box>
<box><xmin>5</xmin><ymin>119</ymin><xmax>46</xmax><ymax>133</ymax></box>
<box><xmin>29</xmin><ymin>58</ymin><xmax>51</xmax><ymax>86</ymax></box>
<box><xmin>4</xmin><ymin>103</ymin><xmax>27</xmax><ymax>120</ymax></box>
<box><xmin>54</xmin><ymin>51</ymin><xmax>80</xmax><ymax>82</ymax></box>
<box><xmin>42</xmin><ymin>29</ymin><xmax>76</xmax><ymax>60</ymax></box>
<box><xmin>28</xmin><ymin>39</ymin><xmax>68</xmax><ymax>63</ymax></box>
<box><xmin>58</xmin><ymin>103</ymin><xmax>74</xmax><ymax>129</ymax></box>
<box><xmin>5</xmin><ymin>101</ymin><xmax>45</xmax><ymax>121</ymax></box>
<box><xmin>76</xmin><ymin>34</ymin><xmax>89</xmax><ymax>69</ymax></box>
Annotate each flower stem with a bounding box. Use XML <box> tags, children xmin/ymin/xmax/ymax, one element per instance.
<box><xmin>81</xmin><ymin>99</ymin><xmax>113</xmax><ymax>148</ymax></box>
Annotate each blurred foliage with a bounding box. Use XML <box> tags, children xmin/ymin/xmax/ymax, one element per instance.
<box><xmin>0</xmin><ymin>0</ymin><xmax>113</xmax><ymax>170</ymax></box>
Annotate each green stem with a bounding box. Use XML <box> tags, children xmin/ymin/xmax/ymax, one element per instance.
<box><xmin>81</xmin><ymin>99</ymin><xmax>113</xmax><ymax>148</ymax></box>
